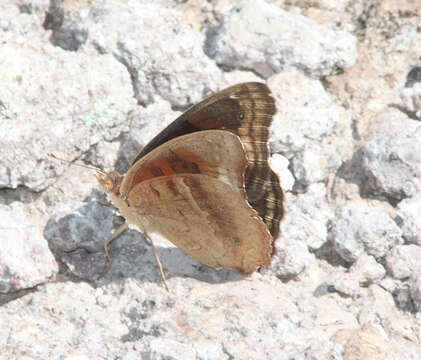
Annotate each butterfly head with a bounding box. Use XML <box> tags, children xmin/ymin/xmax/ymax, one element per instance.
<box><xmin>95</xmin><ymin>170</ymin><xmax>122</xmax><ymax>196</ymax></box>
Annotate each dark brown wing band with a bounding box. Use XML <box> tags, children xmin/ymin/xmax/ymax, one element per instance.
<box><xmin>248</xmin><ymin>171</ymin><xmax>284</xmax><ymax>241</ymax></box>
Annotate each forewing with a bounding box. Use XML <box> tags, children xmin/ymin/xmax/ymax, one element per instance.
<box><xmin>127</xmin><ymin>174</ymin><xmax>273</xmax><ymax>274</ymax></box>
<box><xmin>120</xmin><ymin>130</ymin><xmax>247</xmax><ymax>199</ymax></box>
<box><xmin>131</xmin><ymin>82</ymin><xmax>282</xmax><ymax>239</ymax></box>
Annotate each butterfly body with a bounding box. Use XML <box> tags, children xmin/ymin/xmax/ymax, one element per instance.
<box><xmin>98</xmin><ymin>83</ymin><xmax>284</xmax><ymax>274</ymax></box>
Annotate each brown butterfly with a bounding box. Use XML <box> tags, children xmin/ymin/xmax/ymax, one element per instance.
<box><xmin>95</xmin><ymin>82</ymin><xmax>284</xmax><ymax>289</ymax></box>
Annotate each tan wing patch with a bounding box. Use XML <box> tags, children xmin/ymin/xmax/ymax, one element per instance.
<box><xmin>128</xmin><ymin>174</ymin><xmax>272</xmax><ymax>274</ymax></box>
<box><xmin>120</xmin><ymin>130</ymin><xmax>247</xmax><ymax>199</ymax></box>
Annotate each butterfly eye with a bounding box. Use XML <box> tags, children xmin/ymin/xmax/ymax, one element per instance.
<box><xmin>238</xmin><ymin>112</ymin><xmax>245</xmax><ymax>120</ymax></box>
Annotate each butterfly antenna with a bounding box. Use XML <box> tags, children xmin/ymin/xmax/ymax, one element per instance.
<box><xmin>144</xmin><ymin>232</ymin><xmax>169</xmax><ymax>292</ymax></box>
<box><xmin>48</xmin><ymin>152</ymin><xmax>106</xmax><ymax>175</ymax></box>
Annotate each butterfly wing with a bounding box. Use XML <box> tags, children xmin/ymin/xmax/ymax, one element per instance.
<box><xmin>127</xmin><ymin>173</ymin><xmax>272</xmax><ymax>274</ymax></box>
<box><xmin>120</xmin><ymin>130</ymin><xmax>247</xmax><ymax>199</ymax></box>
<box><xmin>120</xmin><ymin>130</ymin><xmax>272</xmax><ymax>273</ymax></box>
<box><xmin>131</xmin><ymin>82</ymin><xmax>283</xmax><ymax>238</ymax></box>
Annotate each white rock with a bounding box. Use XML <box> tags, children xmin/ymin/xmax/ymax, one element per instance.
<box><xmin>410</xmin><ymin>275</ymin><xmax>421</xmax><ymax>312</ymax></box>
<box><xmin>331</xmin><ymin>204</ymin><xmax>403</xmax><ymax>263</ymax></box>
<box><xmin>396</xmin><ymin>194</ymin><xmax>421</xmax><ymax>245</ymax></box>
<box><xmin>205</xmin><ymin>0</ymin><xmax>357</xmax><ymax>78</ymax></box>
<box><xmin>349</xmin><ymin>254</ymin><xmax>386</xmax><ymax>285</ymax></box>
<box><xmin>268</xmin><ymin>70</ymin><xmax>352</xmax><ymax>188</ymax></box>
<box><xmin>281</xmin><ymin>184</ymin><xmax>334</xmax><ymax>252</ymax></box>
<box><xmin>361</xmin><ymin>123</ymin><xmax>421</xmax><ymax>201</ymax></box>
<box><xmin>385</xmin><ymin>245</ymin><xmax>421</xmax><ymax>280</ymax></box>
<box><xmin>401</xmin><ymin>79</ymin><xmax>421</xmax><ymax>119</ymax></box>
<box><xmin>269</xmin><ymin>154</ymin><xmax>294</xmax><ymax>191</ymax></box>
<box><xmin>0</xmin><ymin>203</ymin><xmax>58</xmax><ymax>292</ymax></box>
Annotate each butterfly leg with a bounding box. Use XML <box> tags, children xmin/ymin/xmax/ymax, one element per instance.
<box><xmin>100</xmin><ymin>222</ymin><xmax>130</xmax><ymax>278</ymax></box>
<box><xmin>62</xmin><ymin>223</ymin><xmax>128</xmax><ymax>278</ymax></box>
<box><xmin>143</xmin><ymin>231</ymin><xmax>169</xmax><ymax>292</ymax></box>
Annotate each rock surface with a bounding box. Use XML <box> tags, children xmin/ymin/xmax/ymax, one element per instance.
<box><xmin>1</xmin><ymin>0</ymin><xmax>421</xmax><ymax>358</ymax></box>
<box><xmin>331</xmin><ymin>203</ymin><xmax>403</xmax><ymax>263</ymax></box>
<box><xmin>0</xmin><ymin>202</ymin><xmax>58</xmax><ymax>293</ymax></box>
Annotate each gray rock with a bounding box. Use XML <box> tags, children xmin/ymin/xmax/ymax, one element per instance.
<box><xmin>122</xmin><ymin>100</ymin><xmax>181</xmax><ymax>168</ymax></box>
<box><xmin>358</xmin><ymin>285</ymin><xmax>418</xmax><ymax>343</ymax></box>
<box><xmin>401</xmin><ymin>66</ymin><xmax>421</xmax><ymax>119</ymax></box>
<box><xmin>0</xmin><ymin>202</ymin><xmax>58</xmax><ymax>293</ymax></box>
<box><xmin>333</xmin><ymin>254</ymin><xmax>385</xmax><ymax>297</ymax></box>
<box><xmin>334</xmin><ymin>273</ymin><xmax>361</xmax><ymax>298</ymax></box>
<box><xmin>0</xmin><ymin>276</ymin><xmax>363</xmax><ymax>360</ymax></box>
<box><xmin>44</xmin><ymin>200</ymin><xmax>120</xmax><ymax>280</ymax></box>
<box><xmin>393</xmin><ymin>284</ymin><xmax>414</xmax><ymax>311</ymax></box>
<box><xmin>348</xmin><ymin>254</ymin><xmax>386</xmax><ymax>285</ymax></box>
<box><xmin>270</xmin><ymin>70</ymin><xmax>340</xmax><ymax>147</ymax></box>
<box><xmin>404</xmin><ymin>66</ymin><xmax>421</xmax><ymax>88</ymax></box>
<box><xmin>395</xmin><ymin>195</ymin><xmax>421</xmax><ymax>245</ymax></box>
<box><xmin>45</xmin><ymin>0</ymin><xmax>88</xmax><ymax>51</ymax></box>
<box><xmin>401</xmin><ymin>84</ymin><xmax>421</xmax><ymax>120</ymax></box>
<box><xmin>83</xmin><ymin>140</ymin><xmax>121</xmax><ymax>172</ymax></box>
<box><xmin>84</xmin><ymin>1</ymin><xmax>223</xmax><ymax>107</ymax></box>
<box><xmin>221</xmin><ymin>70</ymin><xmax>263</xmax><ymax>87</ymax></box>
<box><xmin>330</xmin><ymin>204</ymin><xmax>403</xmax><ymax>263</ymax></box>
<box><xmin>142</xmin><ymin>338</ymin><xmax>196</xmax><ymax>360</ymax></box>
<box><xmin>205</xmin><ymin>0</ymin><xmax>357</xmax><ymax>78</ymax></box>
<box><xmin>409</xmin><ymin>275</ymin><xmax>421</xmax><ymax>312</ymax></box>
<box><xmin>385</xmin><ymin>245</ymin><xmax>421</xmax><ymax>280</ymax></box>
<box><xmin>15</xmin><ymin>0</ymin><xmax>50</xmax><ymax>15</ymax></box>
<box><xmin>268</xmin><ymin>236</ymin><xmax>314</xmax><ymax>279</ymax></box>
<box><xmin>282</xmin><ymin>183</ymin><xmax>334</xmax><ymax>252</ymax></box>
<box><xmin>268</xmin><ymin>70</ymin><xmax>353</xmax><ymax>188</ymax></box>
<box><xmin>45</xmin><ymin>201</ymin><xmax>117</xmax><ymax>253</ymax></box>
<box><xmin>361</xmin><ymin>123</ymin><xmax>421</xmax><ymax>201</ymax></box>
<box><xmin>0</xmin><ymin>43</ymin><xmax>134</xmax><ymax>191</ymax></box>
<box><xmin>1</xmin><ymin>0</ymin><xmax>49</xmax><ymax>45</ymax></box>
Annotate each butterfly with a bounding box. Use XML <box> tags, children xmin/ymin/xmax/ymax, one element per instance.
<box><xmin>96</xmin><ymin>82</ymin><xmax>284</xmax><ymax>289</ymax></box>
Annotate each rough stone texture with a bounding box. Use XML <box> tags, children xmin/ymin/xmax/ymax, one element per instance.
<box><xmin>330</xmin><ymin>204</ymin><xmax>403</xmax><ymax>263</ymax></box>
<box><xmin>121</xmin><ymin>100</ymin><xmax>181</xmax><ymax>170</ymax></box>
<box><xmin>396</xmin><ymin>194</ymin><xmax>421</xmax><ymax>245</ymax></box>
<box><xmin>349</xmin><ymin>254</ymin><xmax>386</xmax><ymax>286</ymax></box>
<box><xmin>358</xmin><ymin>285</ymin><xmax>420</xmax><ymax>345</ymax></box>
<box><xmin>281</xmin><ymin>183</ymin><xmax>333</xmax><ymax>252</ymax></box>
<box><xmin>44</xmin><ymin>200</ymin><xmax>123</xmax><ymax>280</ymax></box>
<box><xmin>0</xmin><ymin>202</ymin><xmax>58</xmax><ymax>293</ymax></box>
<box><xmin>332</xmin><ymin>325</ymin><xmax>389</xmax><ymax>360</ymax></box>
<box><xmin>410</xmin><ymin>275</ymin><xmax>421</xmax><ymax>313</ymax></box>
<box><xmin>385</xmin><ymin>245</ymin><xmax>421</xmax><ymax>280</ymax></box>
<box><xmin>205</xmin><ymin>0</ymin><xmax>357</xmax><ymax>78</ymax></box>
<box><xmin>361</xmin><ymin>124</ymin><xmax>421</xmax><ymax>202</ymax></box>
<box><xmin>266</xmin><ymin>236</ymin><xmax>314</xmax><ymax>279</ymax></box>
<box><xmin>401</xmin><ymin>67</ymin><xmax>421</xmax><ymax>119</ymax></box>
<box><xmin>48</xmin><ymin>0</ymin><xmax>224</xmax><ymax>108</ymax></box>
<box><xmin>332</xmin><ymin>254</ymin><xmax>386</xmax><ymax>298</ymax></box>
<box><xmin>0</xmin><ymin>272</ymin><xmax>370</xmax><ymax>359</ymax></box>
<box><xmin>268</xmin><ymin>70</ymin><xmax>353</xmax><ymax>190</ymax></box>
<box><xmin>1</xmin><ymin>0</ymin><xmax>421</xmax><ymax>358</ymax></box>
<box><xmin>0</xmin><ymin>43</ymin><xmax>135</xmax><ymax>191</ymax></box>
<box><xmin>333</xmin><ymin>273</ymin><xmax>362</xmax><ymax>298</ymax></box>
